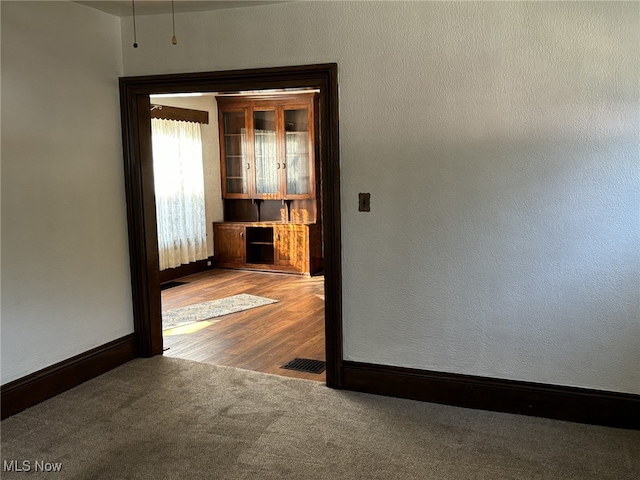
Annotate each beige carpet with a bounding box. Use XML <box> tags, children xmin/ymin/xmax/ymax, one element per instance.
<box><xmin>1</xmin><ymin>357</ymin><xmax>638</xmax><ymax>479</ymax></box>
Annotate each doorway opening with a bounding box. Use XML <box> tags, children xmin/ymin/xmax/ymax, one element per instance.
<box><xmin>151</xmin><ymin>88</ymin><xmax>326</xmax><ymax>380</ymax></box>
<box><xmin>119</xmin><ymin>64</ymin><xmax>343</xmax><ymax>387</ymax></box>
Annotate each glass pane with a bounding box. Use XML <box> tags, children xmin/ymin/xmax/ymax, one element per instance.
<box><xmin>225</xmin><ymin>156</ymin><xmax>243</xmax><ymax>178</ymax></box>
<box><xmin>254</xmin><ymin>110</ymin><xmax>278</xmax><ymax>195</ymax></box>
<box><xmin>226</xmin><ymin>178</ymin><xmax>246</xmax><ymax>194</ymax></box>
<box><xmin>224</xmin><ymin>111</ymin><xmax>245</xmax><ymax>134</ymax></box>
<box><xmin>285</xmin><ymin>109</ymin><xmax>310</xmax><ymax>195</ymax></box>
<box><xmin>223</xmin><ymin>111</ymin><xmax>247</xmax><ymax>194</ymax></box>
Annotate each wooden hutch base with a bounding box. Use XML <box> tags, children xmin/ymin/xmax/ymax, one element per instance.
<box><xmin>214</xmin><ymin>222</ymin><xmax>322</xmax><ymax>276</ymax></box>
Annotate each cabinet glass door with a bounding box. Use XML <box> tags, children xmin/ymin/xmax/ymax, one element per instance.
<box><xmin>222</xmin><ymin>111</ymin><xmax>248</xmax><ymax>195</ymax></box>
<box><xmin>253</xmin><ymin>110</ymin><xmax>278</xmax><ymax>196</ymax></box>
<box><xmin>284</xmin><ymin>108</ymin><xmax>311</xmax><ymax>196</ymax></box>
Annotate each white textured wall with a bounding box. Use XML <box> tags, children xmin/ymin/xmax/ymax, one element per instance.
<box><xmin>1</xmin><ymin>2</ymin><xmax>133</xmax><ymax>384</ymax></box>
<box><xmin>149</xmin><ymin>94</ymin><xmax>224</xmax><ymax>257</ymax></box>
<box><xmin>127</xmin><ymin>1</ymin><xmax>638</xmax><ymax>394</ymax></box>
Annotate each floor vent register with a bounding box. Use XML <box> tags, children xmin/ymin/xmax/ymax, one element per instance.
<box><xmin>281</xmin><ymin>358</ymin><xmax>326</xmax><ymax>374</ymax></box>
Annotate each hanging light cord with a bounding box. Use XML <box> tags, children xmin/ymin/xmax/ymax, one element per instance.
<box><xmin>171</xmin><ymin>0</ymin><xmax>177</xmax><ymax>45</ymax></box>
<box><xmin>131</xmin><ymin>0</ymin><xmax>138</xmax><ymax>48</ymax></box>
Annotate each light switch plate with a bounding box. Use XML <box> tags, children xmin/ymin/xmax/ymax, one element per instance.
<box><xmin>359</xmin><ymin>193</ymin><xmax>371</xmax><ymax>212</ymax></box>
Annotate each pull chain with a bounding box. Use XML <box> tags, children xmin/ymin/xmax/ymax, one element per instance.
<box><xmin>131</xmin><ymin>0</ymin><xmax>138</xmax><ymax>48</ymax></box>
<box><xmin>171</xmin><ymin>0</ymin><xmax>177</xmax><ymax>45</ymax></box>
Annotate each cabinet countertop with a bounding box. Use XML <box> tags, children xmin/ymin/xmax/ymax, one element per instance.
<box><xmin>214</xmin><ymin>221</ymin><xmax>316</xmax><ymax>226</ymax></box>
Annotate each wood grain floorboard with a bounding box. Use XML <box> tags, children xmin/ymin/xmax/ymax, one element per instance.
<box><xmin>161</xmin><ymin>269</ymin><xmax>326</xmax><ymax>382</ymax></box>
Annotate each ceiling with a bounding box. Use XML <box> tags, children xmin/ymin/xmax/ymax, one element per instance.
<box><xmin>75</xmin><ymin>1</ymin><xmax>288</xmax><ymax>17</ymax></box>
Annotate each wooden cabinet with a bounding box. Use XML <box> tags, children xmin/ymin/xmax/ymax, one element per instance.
<box><xmin>275</xmin><ymin>224</ymin><xmax>308</xmax><ymax>271</ymax></box>
<box><xmin>213</xmin><ymin>224</ymin><xmax>245</xmax><ymax>266</ymax></box>
<box><xmin>218</xmin><ymin>94</ymin><xmax>316</xmax><ymax>200</ymax></box>
<box><xmin>213</xmin><ymin>222</ymin><xmax>321</xmax><ymax>275</ymax></box>
<box><xmin>215</xmin><ymin>93</ymin><xmax>321</xmax><ymax>276</ymax></box>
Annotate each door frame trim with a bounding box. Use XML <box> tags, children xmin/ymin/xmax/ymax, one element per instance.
<box><xmin>119</xmin><ymin>63</ymin><xmax>343</xmax><ymax>388</ymax></box>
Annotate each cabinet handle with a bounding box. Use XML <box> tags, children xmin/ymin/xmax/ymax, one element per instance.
<box><xmin>277</xmin><ymin>163</ymin><xmax>281</xmax><ymax>169</ymax></box>
<box><xmin>282</xmin><ymin>162</ymin><xmax>286</xmax><ymax>169</ymax></box>
<box><xmin>246</xmin><ymin>163</ymin><xmax>250</xmax><ymax>170</ymax></box>
<box><xmin>240</xmin><ymin>231</ymin><xmax>244</xmax><ymax>238</ymax></box>
<box><xmin>276</xmin><ymin>233</ymin><xmax>280</xmax><ymax>241</ymax></box>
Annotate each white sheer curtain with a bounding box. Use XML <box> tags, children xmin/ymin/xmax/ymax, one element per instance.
<box><xmin>151</xmin><ymin>118</ymin><xmax>207</xmax><ymax>270</ymax></box>
<box><xmin>254</xmin><ymin>129</ymin><xmax>278</xmax><ymax>194</ymax></box>
<box><xmin>285</xmin><ymin>132</ymin><xmax>309</xmax><ymax>194</ymax></box>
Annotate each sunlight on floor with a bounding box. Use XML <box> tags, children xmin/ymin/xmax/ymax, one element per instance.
<box><xmin>163</xmin><ymin>320</ymin><xmax>217</xmax><ymax>336</ymax></box>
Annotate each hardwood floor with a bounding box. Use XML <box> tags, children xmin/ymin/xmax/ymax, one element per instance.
<box><xmin>161</xmin><ymin>269</ymin><xmax>326</xmax><ymax>382</ymax></box>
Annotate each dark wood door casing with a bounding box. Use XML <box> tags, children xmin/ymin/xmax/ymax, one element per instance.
<box><xmin>119</xmin><ymin>64</ymin><xmax>343</xmax><ymax>388</ymax></box>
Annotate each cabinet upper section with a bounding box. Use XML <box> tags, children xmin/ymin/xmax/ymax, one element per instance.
<box><xmin>217</xmin><ymin>93</ymin><xmax>317</xmax><ymax>200</ymax></box>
